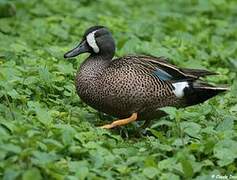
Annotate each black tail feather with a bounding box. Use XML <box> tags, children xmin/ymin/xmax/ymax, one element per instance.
<box><xmin>181</xmin><ymin>68</ymin><xmax>218</xmax><ymax>77</ymax></box>
<box><xmin>184</xmin><ymin>82</ymin><xmax>228</xmax><ymax>106</ymax></box>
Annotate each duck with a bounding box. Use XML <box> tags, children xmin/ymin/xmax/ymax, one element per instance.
<box><xmin>64</xmin><ymin>26</ymin><xmax>228</xmax><ymax>129</ymax></box>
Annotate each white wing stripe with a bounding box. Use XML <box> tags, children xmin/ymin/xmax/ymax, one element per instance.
<box><xmin>172</xmin><ymin>81</ymin><xmax>189</xmax><ymax>98</ymax></box>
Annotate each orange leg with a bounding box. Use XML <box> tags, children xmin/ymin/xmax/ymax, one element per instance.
<box><xmin>100</xmin><ymin>113</ymin><xmax>138</xmax><ymax>129</ymax></box>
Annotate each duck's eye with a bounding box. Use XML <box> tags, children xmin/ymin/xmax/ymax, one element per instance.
<box><xmin>94</xmin><ymin>30</ymin><xmax>107</xmax><ymax>37</ymax></box>
<box><xmin>86</xmin><ymin>30</ymin><xmax>100</xmax><ymax>53</ymax></box>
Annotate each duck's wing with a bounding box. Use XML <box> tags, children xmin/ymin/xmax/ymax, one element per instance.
<box><xmin>122</xmin><ymin>55</ymin><xmax>217</xmax><ymax>81</ymax></box>
<box><xmin>112</xmin><ymin>55</ymin><xmax>227</xmax><ymax>106</ymax></box>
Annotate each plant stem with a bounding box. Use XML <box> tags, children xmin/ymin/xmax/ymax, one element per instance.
<box><xmin>4</xmin><ymin>93</ymin><xmax>15</xmax><ymax>120</ymax></box>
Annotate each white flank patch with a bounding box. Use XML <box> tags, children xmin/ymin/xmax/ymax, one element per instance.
<box><xmin>172</xmin><ymin>81</ymin><xmax>189</xmax><ymax>98</ymax></box>
<box><xmin>86</xmin><ymin>31</ymin><xmax>100</xmax><ymax>53</ymax></box>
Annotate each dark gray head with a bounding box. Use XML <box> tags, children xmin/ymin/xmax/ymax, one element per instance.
<box><xmin>64</xmin><ymin>26</ymin><xmax>115</xmax><ymax>59</ymax></box>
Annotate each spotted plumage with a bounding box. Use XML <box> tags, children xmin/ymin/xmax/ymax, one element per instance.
<box><xmin>64</xmin><ymin>26</ymin><xmax>228</xmax><ymax>128</ymax></box>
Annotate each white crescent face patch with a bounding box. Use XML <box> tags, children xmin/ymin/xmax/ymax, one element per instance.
<box><xmin>86</xmin><ymin>31</ymin><xmax>100</xmax><ymax>53</ymax></box>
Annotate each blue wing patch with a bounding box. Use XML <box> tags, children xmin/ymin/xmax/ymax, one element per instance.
<box><xmin>153</xmin><ymin>68</ymin><xmax>173</xmax><ymax>81</ymax></box>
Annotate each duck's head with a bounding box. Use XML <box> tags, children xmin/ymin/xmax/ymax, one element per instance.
<box><xmin>64</xmin><ymin>26</ymin><xmax>115</xmax><ymax>59</ymax></box>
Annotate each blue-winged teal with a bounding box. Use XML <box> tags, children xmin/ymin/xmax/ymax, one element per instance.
<box><xmin>64</xmin><ymin>26</ymin><xmax>228</xmax><ymax>129</ymax></box>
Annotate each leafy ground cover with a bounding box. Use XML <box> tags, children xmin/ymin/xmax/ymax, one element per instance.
<box><xmin>0</xmin><ymin>0</ymin><xmax>237</xmax><ymax>179</ymax></box>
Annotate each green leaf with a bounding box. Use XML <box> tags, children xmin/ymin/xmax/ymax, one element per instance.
<box><xmin>159</xmin><ymin>107</ymin><xmax>177</xmax><ymax>119</ymax></box>
<box><xmin>160</xmin><ymin>173</ymin><xmax>180</xmax><ymax>180</ymax></box>
<box><xmin>181</xmin><ymin>122</ymin><xmax>201</xmax><ymax>138</ymax></box>
<box><xmin>0</xmin><ymin>143</ymin><xmax>21</xmax><ymax>154</ymax></box>
<box><xmin>142</xmin><ymin>167</ymin><xmax>158</xmax><ymax>179</ymax></box>
<box><xmin>230</xmin><ymin>104</ymin><xmax>237</xmax><ymax>113</ymax></box>
<box><xmin>32</xmin><ymin>151</ymin><xmax>59</xmax><ymax>165</ymax></box>
<box><xmin>3</xmin><ymin>168</ymin><xmax>21</xmax><ymax>180</ymax></box>
<box><xmin>22</xmin><ymin>168</ymin><xmax>42</xmax><ymax>180</ymax></box>
<box><xmin>62</xmin><ymin>127</ymin><xmax>76</xmax><ymax>146</ymax></box>
<box><xmin>216</xmin><ymin>116</ymin><xmax>234</xmax><ymax>131</ymax></box>
<box><xmin>69</xmin><ymin>161</ymin><xmax>89</xmax><ymax>180</ymax></box>
<box><xmin>180</xmin><ymin>159</ymin><xmax>193</xmax><ymax>178</ymax></box>
<box><xmin>213</xmin><ymin>140</ymin><xmax>237</xmax><ymax>166</ymax></box>
<box><xmin>7</xmin><ymin>89</ymin><xmax>20</xmax><ymax>99</ymax></box>
<box><xmin>35</xmin><ymin>106</ymin><xmax>53</xmax><ymax>125</ymax></box>
<box><xmin>38</xmin><ymin>67</ymin><xmax>52</xmax><ymax>85</ymax></box>
<box><xmin>56</xmin><ymin>62</ymin><xmax>74</xmax><ymax>75</ymax></box>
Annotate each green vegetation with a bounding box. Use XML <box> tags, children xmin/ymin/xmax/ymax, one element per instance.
<box><xmin>0</xmin><ymin>0</ymin><xmax>237</xmax><ymax>179</ymax></box>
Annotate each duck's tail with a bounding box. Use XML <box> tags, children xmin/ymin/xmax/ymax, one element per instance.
<box><xmin>183</xmin><ymin>82</ymin><xmax>229</xmax><ymax>106</ymax></box>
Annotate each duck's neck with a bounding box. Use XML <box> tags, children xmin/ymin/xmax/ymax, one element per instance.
<box><xmin>78</xmin><ymin>55</ymin><xmax>112</xmax><ymax>80</ymax></box>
